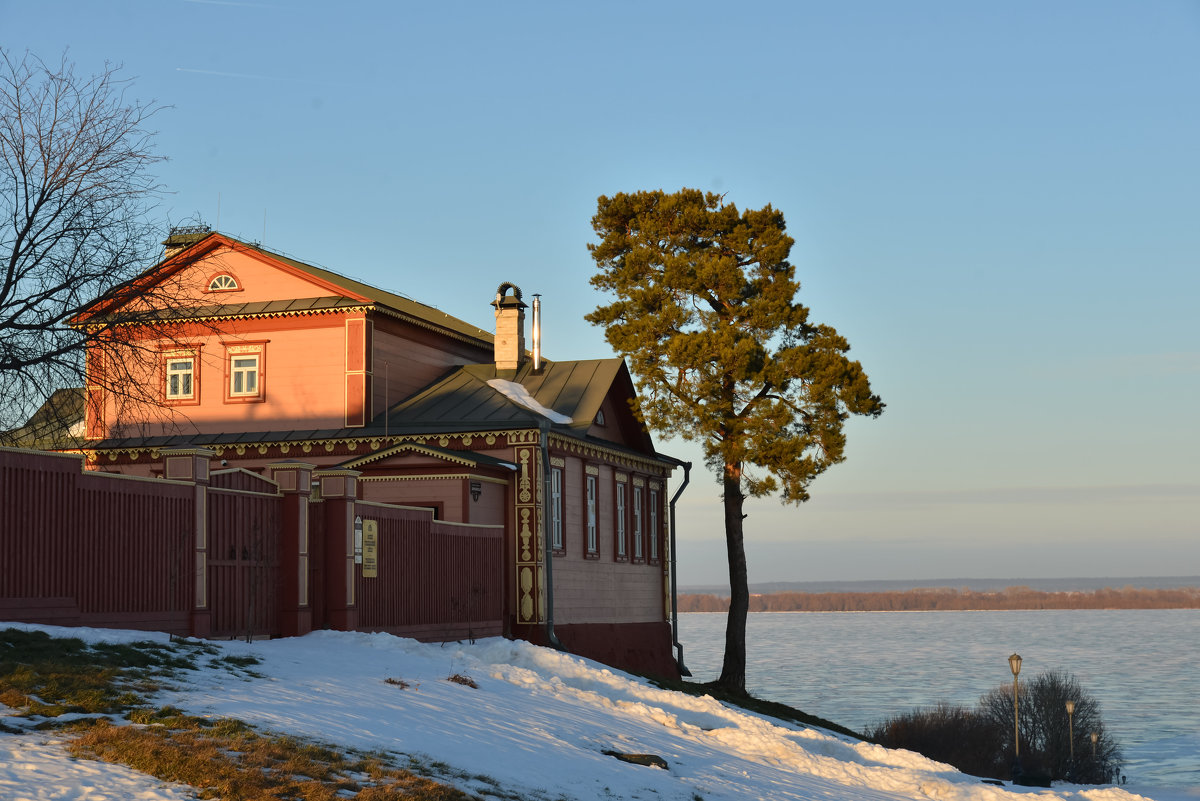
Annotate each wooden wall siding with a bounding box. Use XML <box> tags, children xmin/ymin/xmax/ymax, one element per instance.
<box><xmin>358</xmin><ymin>478</ymin><xmax>470</xmax><ymax>523</ymax></box>
<box><xmin>549</xmin><ymin>454</ymin><xmax>667</xmax><ymax>625</ymax></box>
<box><xmin>181</xmin><ymin>245</ymin><xmax>345</xmax><ymax>306</ymax></box>
<box><xmin>93</xmin><ymin>314</ymin><xmax>354</xmax><ymax>439</ymax></box>
<box><xmin>551</xmin><ymin>560</ymin><xmax>664</xmax><ymax>625</ymax></box>
<box><xmin>371</xmin><ymin>323</ymin><xmax>488</xmax><ymax>415</ymax></box>
<box><xmin>353</xmin><ymin>503</ymin><xmax>504</xmax><ymax>640</ymax></box>
<box><xmin>206</xmin><ymin>488</ymin><xmax>283</xmax><ymax>639</ymax></box>
<box><xmin>0</xmin><ymin>448</ymin><xmax>194</xmax><ymax>632</ymax></box>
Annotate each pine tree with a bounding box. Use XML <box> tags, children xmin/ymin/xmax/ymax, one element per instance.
<box><xmin>586</xmin><ymin>189</ymin><xmax>884</xmax><ymax>693</ymax></box>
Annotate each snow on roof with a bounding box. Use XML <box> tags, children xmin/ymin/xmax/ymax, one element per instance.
<box><xmin>486</xmin><ymin>378</ymin><xmax>572</xmax><ymax>424</ymax></box>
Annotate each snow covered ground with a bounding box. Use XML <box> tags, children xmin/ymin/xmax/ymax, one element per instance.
<box><xmin>0</xmin><ymin>623</ymin><xmax>1186</xmax><ymax>801</ymax></box>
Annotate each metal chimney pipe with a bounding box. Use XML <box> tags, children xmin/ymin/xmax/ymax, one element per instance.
<box><xmin>531</xmin><ymin>294</ymin><xmax>542</xmax><ymax>374</ymax></box>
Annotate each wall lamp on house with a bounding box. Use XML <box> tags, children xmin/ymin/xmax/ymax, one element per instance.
<box><xmin>470</xmin><ymin>481</ymin><xmax>482</xmax><ymax>502</ymax></box>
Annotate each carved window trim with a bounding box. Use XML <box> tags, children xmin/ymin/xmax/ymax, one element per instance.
<box><xmin>584</xmin><ymin>468</ymin><xmax>599</xmax><ymax>558</ymax></box>
<box><xmin>162</xmin><ymin>350</ymin><xmax>200</xmax><ymax>405</ymax></box>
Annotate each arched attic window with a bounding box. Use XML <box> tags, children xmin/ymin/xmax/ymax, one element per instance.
<box><xmin>206</xmin><ymin>273</ymin><xmax>239</xmax><ymax>292</ymax></box>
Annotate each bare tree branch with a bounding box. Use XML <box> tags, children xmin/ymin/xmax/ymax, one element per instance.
<box><xmin>0</xmin><ymin>50</ymin><xmax>194</xmax><ymax>447</ymax></box>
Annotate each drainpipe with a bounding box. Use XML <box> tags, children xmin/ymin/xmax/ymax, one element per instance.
<box><xmin>539</xmin><ymin>419</ymin><xmax>564</xmax><ymax>650</ymax></box>
<box><xmin>667</xmin><ymin>457</ymin><xmax>692</xmax><ymax>676</ymax></box>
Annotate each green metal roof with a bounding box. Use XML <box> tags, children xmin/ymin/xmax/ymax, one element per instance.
<box><xmin>238</xmin><ymin>240</ymin><xmax>495</xmax><ymax>345</ymax></box>
<box><xmin>108</xmin><ymin>296</ymin><xmax>368</xmax><ymax>323</ymax></box>
<box><xmin>384</xmin><ymin>358</ymin><xmax>626</xmax><ymax>436</ymax></box>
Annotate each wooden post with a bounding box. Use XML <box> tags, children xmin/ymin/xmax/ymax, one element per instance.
<box><xmin>161</xmin><ymin>448</ymin><xmax>215</xmax><ymax>638</ymax></box>
<box><xmin>267</xmin><ymin>461</ymin><xmax>316</xmax><ymax>637</ymax></box>
<box><xmin>313</xmin><ymin>468</ymin><xmax>361</xmax><ymax>631</ymax></box>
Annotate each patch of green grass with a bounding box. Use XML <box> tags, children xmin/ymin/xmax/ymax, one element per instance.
<box><xmin>1</xmin><ymin>629</ymin><xmax>485</xmax><ymax>800</ymax></box>
<box><xmin>211</xmin><ymin>653</ymin><xmax>260</xmax><ymax>669</ymax></box>
<box><xmin>0</xmin><ymin>628</ymin><xmax>212</xmax><ymax>718</ymax></box>
<box><xmin>206</xmin><ymin>653</ymin><xmax>265</xmax><ymax>679</ymax></box>
<box><xmin>68</xmin><ymin>713</ymin><xmax>476</xmax><ymax>800</ymax></box>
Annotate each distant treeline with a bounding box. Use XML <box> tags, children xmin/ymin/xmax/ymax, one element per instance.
<box><xmin>677</xmin><ymin>586</ymin><xmax>1200</xmax><ymax>612</ymax></box>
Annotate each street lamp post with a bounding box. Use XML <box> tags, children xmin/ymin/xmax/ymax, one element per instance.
<box><xmin>1009</xmin><ymin>653</ymin><xmax>1022</xmax><ymax>776</ymax></box>
<box><xmin>1091</xmin><ymin>731</ymin><xmax>1098</xmax><ymax>759</ymax></box>
<box><xmin>1065</xmin><ymin>699</ymin><xmax>1076</xmax><ymax>779</ymax></box>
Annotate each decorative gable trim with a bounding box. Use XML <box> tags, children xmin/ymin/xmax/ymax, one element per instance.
<box><xmin>83</xmin><ymin>427</ymin><xmax>673</xmax><ymax>475</ymax></box>
<box><xmin>339</xmin><ymin>442</ymin><xmax>514</xmax><ymax>471</ymax></box>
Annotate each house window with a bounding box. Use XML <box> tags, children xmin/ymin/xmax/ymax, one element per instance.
<box><xmin>162</xmin><ymin>349</ymin><xmax>201</xmax><ymax>406</ymax></box>
<box><xmin>551</xmin><ymin>467</ymin><xmax>564</xmax><ymax>552</ymax></box>
<box><xmin>585</xmin><ymin>474</ymin><xmax>598</xmax><ymax>555</ymax></box>
<box><xmin>230</xmin><ymin>355</ymin><xmax>259</xmax><ymax>396</ymax></box>
<box><xmin>223</xmin><ymin>342</ymin><xmax>267</xmax><ymax>402</ymax></box>
<box><xmin>632</xmin><ymin>485</ymin><xmax>644</xmax><ymax>560</ymax></box>
<box><xmin>207</xmin><ymin>274</ymin><xmax>239</xmax><ymax>292</ymax></box>
<box><xmin>649</xmin><ymin>488</ymin><xmax>660</xmax><ymax>562</ymax></box>
<box><xmin>166</xmin><ymin>357</ymin><xmax>194</xmax><ymax>400</ymax></box>
<box><xmin>615</xmin><ymin>480</ymin><xmax>627</xmax><ymax>559</ymax></box>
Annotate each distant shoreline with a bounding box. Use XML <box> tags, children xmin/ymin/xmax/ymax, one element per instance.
<box><xmin>677</xmin><ymin>585</ymin><xmax>1200</xmax><ymax>613</ymax></box>
<box><xmin>680</xmin><ymin>575</ymin><xmax>1200</xmax><ymax>596</ymax></box>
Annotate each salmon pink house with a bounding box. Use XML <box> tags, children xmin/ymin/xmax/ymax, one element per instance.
<box><xmin>74</xmin><ymin>229</ymin><xmax>689</xmax><ymax>677</ymax></box>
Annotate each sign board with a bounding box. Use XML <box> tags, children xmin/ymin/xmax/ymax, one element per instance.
<box><xmin>362</xmin><ymin>520</ymin><xmax>378</xmax><ymax>578</ymax></box>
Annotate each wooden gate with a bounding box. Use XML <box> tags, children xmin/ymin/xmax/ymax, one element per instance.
<box><xmin>207</xmin><ymin>487</ymin><xmax>282</xmax><ymax>639</ymax></box>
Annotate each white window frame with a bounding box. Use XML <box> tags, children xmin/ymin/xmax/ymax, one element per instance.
<box><xmin>165</xmin><ymin>357</ymin><xmax>194</xmax><ymax>400</ymax></box>
<box><xmin>649</xmin><ymin>488</ymin><xmax>660</xmax><ymax>561</ymax></box>
<box><xmin>551</xmin><ymin>467</ymin><xmax>563</xmax><ymax>551</ymax></box>
<box><xmin>586</xmin><ymin>475</ymin><xmax>598</xmax><ymax>554</ymax></box>
<box><xmin>633</xmin><ymin>485</ymin><xmax>644</xmax><ymax>559</ymax></box>
<box><xmin>230</xmin><ymin>354</ymin><xmax>260</xmax><ymax>397</ymax></box>
<box><xmin>615</xmin><ymin>481</ymin><xmax>627</xmax><ymax>558</ymax></box>
<box><xmin>207</xmin><ymin>274</ymin><xmax>238</xmax><ymax>291</ymax></box>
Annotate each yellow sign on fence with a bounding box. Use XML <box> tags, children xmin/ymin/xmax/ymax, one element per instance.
<box><xmin>362</xmin><ymin>520</ymin><xmax>378</xmax><ymax>578</ymax></box>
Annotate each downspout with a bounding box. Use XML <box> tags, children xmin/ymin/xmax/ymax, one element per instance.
<box><xmin>668</xmin><ymin>458</ymin><xmax>693</xmax><ymax>676</ymax></box>
<box><xmin>539</xmin><ymin>419</ymin><xmax>564</xmax><ymax>650</ymax></box>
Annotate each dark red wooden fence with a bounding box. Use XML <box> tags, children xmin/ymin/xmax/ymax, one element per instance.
<box><xmin>1</xmin><ymin>448</ymin><xmax>505</xmax><ymax>643</ymax></box>
<box><xmin>0</xmin><ymin>448</ymin><xmax>193</xmax><ymax>633</ymax></box>
<box><xmin>354</xmin><ymin>502</ymin><xmax>504</xmax><ymax>640</ymax></box>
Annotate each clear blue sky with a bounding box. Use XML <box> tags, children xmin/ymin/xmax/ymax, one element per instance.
<box><xmin>7</xmin><ymin>1</ymin><xmax>1198</xmax><ymax>585</ymax></box>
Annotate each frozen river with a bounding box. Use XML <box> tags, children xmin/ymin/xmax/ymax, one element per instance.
<box><xmin>680</xmin><ymin>608</ymin><xmax>1199</xmax><ymax>797</ymax></box>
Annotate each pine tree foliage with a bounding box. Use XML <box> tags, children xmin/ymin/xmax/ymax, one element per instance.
<box><xmin>587</xmin><ymin>188</ymin><xmax>883</xmax><ymax>498</ymax></box>
<box><xmin>586</xmin><ymin>188</ymin><xmax>884</xmax><ymax>692</ymax></box>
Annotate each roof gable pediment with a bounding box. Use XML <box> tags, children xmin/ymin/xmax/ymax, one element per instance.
<box><xmin>75</xmin><ymin>233</ymin><xmax>492</xmax><ymax>345</ymax></box>
<box><xmin>337</xmin><ymin>442</ymin><xmax>516</xmax><ymax>473</ymax></box>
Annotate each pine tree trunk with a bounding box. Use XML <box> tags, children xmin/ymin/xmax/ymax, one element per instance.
<box><xmin>715</xmin><ymin>463</ymin><xmax>749</xmax><ymax>695</ymax></box>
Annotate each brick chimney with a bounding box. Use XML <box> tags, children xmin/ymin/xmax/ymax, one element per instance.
<box><xmin>491</xmin><ymin>282</ymin><xmax>526</xmax><ymax>372</ymax></box>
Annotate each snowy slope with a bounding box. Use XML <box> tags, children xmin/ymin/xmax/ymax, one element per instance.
<box><xmin>0</xmin><ymin>624</ymin><xmax>1175</xmax><ymax>801</ymax></box>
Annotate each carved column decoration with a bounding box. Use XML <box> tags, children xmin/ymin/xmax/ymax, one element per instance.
<box><xmin>513</xmin><ymin>445</ymin><xmax>543</xmax><ymax>624</ymax></box>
